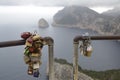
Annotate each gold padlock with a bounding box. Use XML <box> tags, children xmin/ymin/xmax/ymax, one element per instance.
<box><xmin>24</xmin><ymin>56</ymin><xmax>30</xmax><ymax>64</ymax></box>
<box><xmin>25</xmin><ymin>41</ymin><xmax>32</xmax><ymax>47</ymax></box>
<box><xmin>32</xmin><ymin>34</ymin><xmax>40</xmax><ymax>41</ymax></box>
<box><xmin>87</xmin><ymin>45</ymin><xmax>93</xmax><ymax>57</ymax></box>
<box><xmin>84</xmin><ymin>45</ymin><xmax>93</xmax><ymax>57</ymax></box>
<box><xmin>31</xmin><ymin>53</ymin><xmax>40</xmax><ymax>57</ymax></box>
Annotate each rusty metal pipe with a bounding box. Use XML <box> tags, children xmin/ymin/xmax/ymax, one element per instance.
<box><xmin>0</xmin><ymin>37</ymin><xmax>54</xmax><ymax>48</ymax></box>
<box><xmin>44</xmin><ymin>37</ymin><xmax>54</xmax><ymax>80</ymax></box>
<box><xmin>0</xmin><ymin>40</ymin><xmax>25</xmax><ymax>48</ymax></box>
<box><xmin>73</xmin><ymin>42</ymin><xmax>79</xmax><ymax>80</ymax></box>
<box><xmin>74</xmin><ymin>35</ymin><xmax>120</xmax><ymax>42</ymax></box>
<box><xmin>0</xmin><ymin>37</ymin><xmax>54</xmax><ymax>80</ymax></box>
<box><xmin>73</xmin><ymin>35</ymin><xmax>120</xmax><ymax>80</ymax></box>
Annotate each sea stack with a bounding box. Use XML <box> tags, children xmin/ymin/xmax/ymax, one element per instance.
<box><xmin>38</xmin><ymin>18</ymin><xmax>49</xmax><ymax>28</ymax></box>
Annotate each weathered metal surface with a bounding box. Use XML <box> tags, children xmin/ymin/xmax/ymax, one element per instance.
<box><xmin>0</xmin><ymin>40</ymin><xmax>25</xmax><ymax>48</ymax></box>
<box><xmin>74</xmin><ymin>36</ymin><xmax>120</xmax><ymax>42</ymax></box>
<box><xmin>0</xmin><ymin>37</ymin><xmax>54</xmax><ymax>80</ymax></box>
<box><xmin>73</xmin><ymin>35</ymin><xmax>120</xmax><ymax>80</ymax></box>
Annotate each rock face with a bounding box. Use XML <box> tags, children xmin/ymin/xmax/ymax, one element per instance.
<box><xmin>54</xmin><ymin>62</ymin><xmax>93</xmax><ymax>80</ymax></box>
<box><xmin>102</xmin><ymin>7</ymin><xmax>120</xmax><ymax>35</ymax></box>
<box><xmin>52</xmin><ymin>5</ymin><xmax>120</xmax><ymax>35</ymax></box>
<box><xmin>38</xmin><ymin>18</ymin><xmax>49</xmax><ymax>28</ymax></box>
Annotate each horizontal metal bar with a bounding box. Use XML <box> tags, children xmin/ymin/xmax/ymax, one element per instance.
<box><xmin>0</xmin><ymin>37</ymin><xmax>54</xmax><ymax>48</ymax></box>
<box><xmin>0</xmin><ymin>40</ymin><xmax>25</xmax><ymax>48</ymax></box>
<box><xmin>74</xmin><ymin>36</ymin><xmax>120</xmax><ymax>42</ymax></box>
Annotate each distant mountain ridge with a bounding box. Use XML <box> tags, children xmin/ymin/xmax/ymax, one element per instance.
<box><xmin>102</xmin><ymin>6</ymin><xmax>120</xmax><ymax>17</ymax></box>
<box><xmin>52</xmin><ymin>6</ymin><xmax>120</xmax><ymax>35</ymax></box>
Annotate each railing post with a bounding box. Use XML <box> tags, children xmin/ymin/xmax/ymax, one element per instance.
<box><xmin>73</xmin><ymin>41</ymin><xmax>79</xmax><ymax>80</ymax></box>
<box><xmin>0</xmin><ymin>36</ymin><xmax>54</xmax><ymax>80</ymax></box>
<box><xmin>44</xmin><ymin>37</ymin><xmax>54</xmax><ymax>80</ymax></box>
<box><xmin>73</xmin><ymin>35</ymin><xmax>120</xmax><ymax>80</ymax></box>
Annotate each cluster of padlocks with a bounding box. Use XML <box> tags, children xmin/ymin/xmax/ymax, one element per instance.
<box><xmin>20</xmin><ymin>32</ymin><xmax>93</xmax><ymax>78</ymax></box>
<box><xmin>79</xmin><ymin>34</ymin><xmax>93</xmax><ymax>57</ymax></box>
<box><xmin>21</xmin><ymin>32</ymin><xmax>44</xmax><ymax>77</ymax></box>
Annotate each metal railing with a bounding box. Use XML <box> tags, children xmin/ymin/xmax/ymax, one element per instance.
<box><xmin>0</xmin><ymin>37</ymin><xmax>54</xmax><ymax>80</ymax></box>
<box><xmin>73</xmin><ymin>35</ymin><xmax>120</xmax><ymax>80</ymax></box>
<box><xmin>0</xmin><ymin>35</ymin><xmax>120</xmax><ymax>80</ymax></box>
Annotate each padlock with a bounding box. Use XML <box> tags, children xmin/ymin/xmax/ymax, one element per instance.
<box><xmin>27</xmin><ymin>37</ymin><xmax>33</xmax><ymax>43</ymax></box>
<box><xmin>28</xmin><ymin>66</ymin><xmax>33</xmax><ymax>75</ymax></box>
<box><xmin>80</xmin><ymin>39</ymin><xmax>93</xmax><ymax>57</ymax></box>
<box><xmin>34</xmin><ymin>42</ymin><xmax>42</xmax><ymax>48</ymax></box>
<box><xmin>82</xmin><ymin>43</ymin><xmax>93</xmax><ymax>57</ymax></box>
<box><xmin>24</xmin><ymin>47</ymin><xmax>30</xmax><ymax>56</ymax></box>
<box><xmin>33</xmin><ymin>69</ymin><xmax>39</xmax><ymax>77</ymax></box>
<box><xmin>80</xmin><ymin>41</ymin><xmax>86</xmax><ymax>56</ymax></box>
<box><xmin>24</xmin><ymin>55</ymin><xmax>30</xmax><ymax>64</ymax></box>
<box><xmin>30</xmin><ymin>57</ymin><xmax>40</xmax><ymax>62</ymax></box>
<box><xmin>33</xmin><ymin>62</ymin><xmax>40</xmax><ymax>69</ymax></box>
<box><xmin>86</xmin><ymin>44</ymin><xmax>93</xmax><ymax>57</ymax></box>
<box><xmin>21</xmin><ymin>32</ymin><xmax>31</xmax><ymax>39</ymax></box>
<box><xmin>32</xmin><ymin>34</ymin><xmax>40</xmax><ymax>41</ymax></box>
<box><xmin>31</xmin><ymin>53</ymin><xmax>40</xmax><ymax>57</ymax></box>
<box><xmin>30</xmin><ymin>53</ymin><xmax>40</xmax><ymax>62</ymax></box>
<box><xmin>25</xmin><ymin>41</ymin><xmax>32</xmax><ymax>47</ymax></box>
<box><xmin>29</xmin><ymin>47</ymin><xmax>35</xmax><ymax>53</ymax></box>
<box><xmin>25</xmin><ymin>37</ymin><xmax>33</xmax><ymax>47</ymax></box>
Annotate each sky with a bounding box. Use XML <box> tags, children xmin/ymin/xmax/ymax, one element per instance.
<box><xmin>0</xmin><ymin>0</ymin><xmax>119</xmax><ymax>7</ymax></box>
<box><xmin>0</xmin><ymin>0</ymin><xmax>119</xmax><ymax>13</ymax></box>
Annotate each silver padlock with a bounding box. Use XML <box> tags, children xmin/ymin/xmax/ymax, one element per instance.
<box><xmin>80</xmin><ymin>38</ymin><xmax>93</xmax><ymax>57</ymax></box>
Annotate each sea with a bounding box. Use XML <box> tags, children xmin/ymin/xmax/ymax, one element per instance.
<box><xmin>0</xmin><ymin>6</ymin><xmax>120</xmax><ymax>80</ymax></box>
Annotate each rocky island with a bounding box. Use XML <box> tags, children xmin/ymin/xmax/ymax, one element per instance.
<box><xmin>52</xmin><ymin>6</ymin><xmax>120</xmax><ymax>35</ymax></box>
<box><xmin>38</xmin><ymin>18</ymin><xmax>49</xmax><ymax>28</ymax></box>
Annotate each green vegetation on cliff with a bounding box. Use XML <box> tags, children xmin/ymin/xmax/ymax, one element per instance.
<box><xmin>55</xmin><ymin>58</ymin><xmax>120</xmax><ymax>80</ymax></box>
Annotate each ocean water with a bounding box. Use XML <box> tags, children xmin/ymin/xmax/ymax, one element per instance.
<box><xmin>0</xmin><ymin>7</ymin><xmax>120</xmax><ymax>80</ymax></box>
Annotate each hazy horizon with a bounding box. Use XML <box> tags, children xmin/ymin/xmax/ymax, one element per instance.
<box><xmin>0</xmin><ymin>0</ymin><xmax>119</xmax><ymax>7</ymax></box>
<box><xmin>0</xmin><ymin>5</ymin><xmax>114</xmax><ymax>14</ymax></box>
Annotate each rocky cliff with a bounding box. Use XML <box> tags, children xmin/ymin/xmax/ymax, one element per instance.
<box><xmin>102</xmin><ymin>7</ymin><xmax>120</xmax><ymax>35</ymax></box>
<box><xmin>54</xmin><ymin>62</ymin><xmax>94</xmax><ymax>80</ymax></box>
<box><xmin>52</xmin><ymin>58</ymin><xmax>120</xmax><ymax>80</ymax></box>
<box><xmin>52</xmin><ymin>6</ymin><xmax>120</xmax><ymax>35</ymax></box>
<box><xmin>53</xmin><ymin>58</ymin><xmax>94</xmax><ymax>80</ymax></box>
